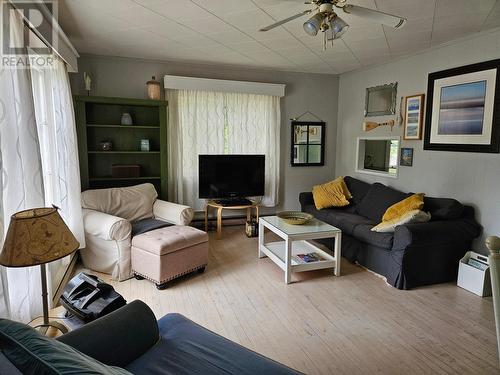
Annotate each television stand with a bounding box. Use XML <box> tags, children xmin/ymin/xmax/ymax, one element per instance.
<box><xmin>213</xmin><ymin>197</ymin><xmax>252</xmax><ymax>207</ymax></box>
<box><xmin>205</xmin><ymin>200</ymin><xmax>259</xmax><ymax>240</ymax></box>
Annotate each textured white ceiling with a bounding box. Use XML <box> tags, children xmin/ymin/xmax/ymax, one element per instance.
<box><xmin>59</xmin><ymin>0</ymin><xmax>500</xmax><ymax>75</ymax></box>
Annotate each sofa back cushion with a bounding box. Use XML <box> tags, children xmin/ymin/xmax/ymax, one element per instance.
<box><xmin>82</xmin><ymin>183</ymin><xmax>157</xmax><ymax>222</ymax></box>
<box><xmin>424</xmin><ymin>196</ymin><xmax>464</xmax><ymax>220</ymax></box>
<box><xmin>344</xmin><ymin>176</ymin><xmax>372</xmax><ymax>206</ymax></box>
<box><xmin>356</xmin><ymin>183</ymin><xmax>409</xmax><ymax>222</ymax></box>
<box><xmin>0</xmin><ymin>319</ymin><xmax>131</xmax><ymax>375</ymax></box>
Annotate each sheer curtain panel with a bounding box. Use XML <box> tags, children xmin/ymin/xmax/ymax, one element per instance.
<box><xmin>30</xmin><ymin>56</ymin><xmax>85</xmax><ymax>295</ymax></box>
<box><xmin>167</xmin><ymin>89</ymin><xmax>280</xmax><ymax>211</ymax></box>
<box><xmin>0</xmin><ymin>8</ymin><xmax>45</xmax><ymax>322</ymax></box>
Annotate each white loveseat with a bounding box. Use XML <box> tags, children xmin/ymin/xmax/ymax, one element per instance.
<box><xmin>80</xmin><ymin>183</ymin><xmax>193</xmax><ymax>281</ymax></box>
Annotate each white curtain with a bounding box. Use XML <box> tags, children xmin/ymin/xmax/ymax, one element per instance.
<box><xmin>0</xmin><ymin>9</ymin><xmax>84</xmax><ymax>321</ymax></box>
<box><xmin>30</xmin><ymin>56</ymin><xmax>85</xmax><ymax>295</ymax></box>
<box><xmin>167</xmin><ymin>89</ymin><xmax>280</xmax><ymax>211</ymax></box>
<box><xmin>0</xmin><ymin>8</ymin><xmax>45</xmax><ymax>322</ymax></box>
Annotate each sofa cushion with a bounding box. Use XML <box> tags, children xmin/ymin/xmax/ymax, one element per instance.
<box><xmin>0</xmin><ymin>319</ymin><xmax>131</xmax><ymax>375</ymax></box>
<box><xmin>372</xmin><ymin>210</ymin><xmax>431</xmax><ymax>233</ymax></box>
<box><xmin>344</xmin><ymin>176</ymin><xmax>372</xmax><ymax>205</ymax></box>
<box><xmin>356</xmin><ymin>183</ymin><xmax>409</xmax><ymax>222</ymax></box>
<box><xmin>312</xmin><ymin>177</ymin><xmax>351</xmax><ymax>209</ymax></box>
<box><xmin>324</xmin><ymin>211</ymin><xmax>374</xmax><ymax>236</ymax></box>
<box><xmin>382</xmin><ymin>193</ymin><xmax>425</xmax><ymax>222</ymax></box>
<box><xmin>353</xmin><ymin>224</ymin><xmax>394</xmax><ymax>249</ymax></box>
<box><xmin>82</xmin><ymin>183</ymin><xmax>157</xmax><ymax>222</ymax></box>
<box><xmin>424</xmin><ymin>197</ymin><xmax>464</xmax><ymax>220</ymax></box>
<box><xmin>125</xmin><ymin>313</ymin><xmax>300</xmax><ymax>375</ymax></box>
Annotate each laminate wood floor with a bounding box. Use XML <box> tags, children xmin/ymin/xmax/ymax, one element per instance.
<box><xmin>80</xmin><ymin>226</ymin><xmax>499</xmax><ymax>374</ymax></box>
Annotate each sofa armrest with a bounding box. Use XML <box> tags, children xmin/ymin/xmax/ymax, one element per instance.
<box><xmin>299</xmin><ymin>192</ymin><xmax>314</xmax><ymax>209</ymax></box>
<box><xmin>83</xmin><ymin>208</ymin><xmax>131</xmax><ymax>241</ymax></box>
<box><xmin>394</xmin><ymin>219</ymin><xmax>481</xmax><ymax>250</ymax></box>
<box><xmin>153</xmin><ymin>199</ymin><xmax>193</xmax><ymax>225</ymax></box>
<box><xmin>57</xmin><ymin>300</ymin><xmax>159</xmax><ymax>368</ymax></box>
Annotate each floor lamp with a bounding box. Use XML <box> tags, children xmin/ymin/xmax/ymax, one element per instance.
<box><xmin>0</xmin><ymin>207</ymin><xmax>79</xmax><ymax>334</ymax></box>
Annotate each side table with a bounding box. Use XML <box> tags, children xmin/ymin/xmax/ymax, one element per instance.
<box><xmin>205</xmin><ymin>200</ymin><xmax>259</xmax><ymax>239</ymax></box>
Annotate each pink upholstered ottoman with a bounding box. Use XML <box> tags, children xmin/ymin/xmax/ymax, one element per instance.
<box><xmin>131</xmin><ymin>226</ymin><xmax>208</xmax><ymax>289</ymax></box>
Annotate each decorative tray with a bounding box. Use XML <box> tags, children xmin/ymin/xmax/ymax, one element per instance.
<box><xmin>276</xmin><ymin>211</ymin><xmax>313</xmax><ymax>225</ymax></box>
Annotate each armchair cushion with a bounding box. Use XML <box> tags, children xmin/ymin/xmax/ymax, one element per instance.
<box><xmin>153</xmin><ymin>200</ymin><xmax>193</xmax><ymax>225</ymax></box>
<box><xmin>82</xmin><ymin>183</ymin><xmax>157</xmax><ymax>222</ymax></box>
<box><xmin>131</xmin><ymin>218</ymin><xmax>173</xmax><ymax>236</ymax></box>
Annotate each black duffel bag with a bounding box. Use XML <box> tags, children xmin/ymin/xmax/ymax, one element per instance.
<box><xmin>60</xmin><ymin>272</ymin><xmax>126</xmax><ymax>322</ymax></box>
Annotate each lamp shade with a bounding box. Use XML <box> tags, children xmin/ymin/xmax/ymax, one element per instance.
<box><xmin>0</xmin><ymin>208</ymin><xmax>79</xmax><ymax>267</ymax></box>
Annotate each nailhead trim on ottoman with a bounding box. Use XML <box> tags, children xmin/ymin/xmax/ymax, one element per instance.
<box><xmin>131</xmin><ymin>226</ymin><xmax>209</xmax><ymax>286</ymax></box>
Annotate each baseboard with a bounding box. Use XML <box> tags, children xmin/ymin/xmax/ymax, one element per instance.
<box><xmin>52</xmin><ymin>252</ymin><xmax>79</xmax><ymax>307</ymax></box>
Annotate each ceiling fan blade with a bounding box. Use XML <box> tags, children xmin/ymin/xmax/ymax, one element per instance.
<box><xmin>259</xmin><ymin>10</ymin><xmax>313</xmax><ymax>32</ymax></box>
<box><xmin>342</xmin><ymin>4</ymin><xmax>406</xmax><ymax>29</ymax></box>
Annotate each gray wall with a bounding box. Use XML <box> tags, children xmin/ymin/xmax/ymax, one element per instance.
<box><xmin>71</xmin><ymin>54</ymin><xmax>339</xmax><ymax>213</ymax></box>
<box><xmin>336</xmin><ymin>29</ymin><xmax>500</xmax><ymax>254</ymax></box>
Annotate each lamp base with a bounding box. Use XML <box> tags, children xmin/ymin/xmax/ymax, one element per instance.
<box><xmin>33</xmin><ymin>320</ymin><xmax>68</xmax><ymax>335</ymax></box>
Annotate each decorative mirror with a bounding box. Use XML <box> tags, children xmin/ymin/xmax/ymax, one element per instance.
<box><xmin>291</xmin><ymin>121</ymin><xmax>325</xmax><ymax>166</ymax></box>
<box><xmin>365</xmin><ymin>82</ymin><xmax>398</xmax><ymax>117</ymax></box>
<box><xmin>356</xmin><ymin>136</ymin><xmax>400</xmax><ymax>178</ymax></box>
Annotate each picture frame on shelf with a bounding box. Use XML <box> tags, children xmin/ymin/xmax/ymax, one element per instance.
<box><xmin>400</xmin><ymin>147</ymin><xmax>414</xmax><ymax>167</ymax></box>
<box><xmin>404</xmin><ymin>94</ymin><xmax>424</xmax><ymax>140</ymax></box>
<box><xmin>424</xmin><ymin>59</ymin><xmax>500</xmax><ymax>153</ymax></box>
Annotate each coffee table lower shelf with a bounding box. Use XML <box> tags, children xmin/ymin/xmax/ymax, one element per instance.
<box><xmin>260</xmin><ymin>240</ymin><xmax>336</xmax><ymax>273</ymax></box>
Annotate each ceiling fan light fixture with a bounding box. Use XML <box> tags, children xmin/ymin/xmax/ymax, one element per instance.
<box><xmin>303</xmin><ymin>12</ymin><xmax>324</xmax><ymax>36</ymax></box>
<box><xmin>328</xmin><ymin>15</ymin><xmax>349</xmax><ymax>40</ymax></box>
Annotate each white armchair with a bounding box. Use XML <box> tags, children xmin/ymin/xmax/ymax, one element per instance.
<box><xmin>80</xmin><ymin>183</ymin><xmax>193</xmax><ymax>281</ymax></box>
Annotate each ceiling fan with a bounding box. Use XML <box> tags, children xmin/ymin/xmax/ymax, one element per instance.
<box><xmin>259</xmin><ymin>0</ymin><xmax>406</xmax><ymax>48</ymax></box>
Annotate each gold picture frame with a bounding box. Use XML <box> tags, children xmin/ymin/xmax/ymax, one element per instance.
<box><xmin>404</xmin><ymin>94</ymin><xmax>425</xmax><ymax>140</ymax></box>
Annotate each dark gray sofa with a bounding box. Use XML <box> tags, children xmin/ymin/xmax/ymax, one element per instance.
<box><xmin>299</xmin><ymin>176</ymin><xmax>481</xmax><ymax>290</ymax></box>
<box><xmin>1</xmin><ymin>300</ymin><xmax>301</xmax><ymax>374</ymax></box>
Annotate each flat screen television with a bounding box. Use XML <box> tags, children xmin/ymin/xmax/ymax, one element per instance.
<box><xmin>199</xmin><ymin>155</ymin><xmax>265</xmax><ymax>199</ymax></box>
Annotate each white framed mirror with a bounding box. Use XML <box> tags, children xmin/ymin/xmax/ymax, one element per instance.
<box><xmin>356</xmin><ymin>136</ymin><xmax>400</xmax><ymax>178</ymax></box>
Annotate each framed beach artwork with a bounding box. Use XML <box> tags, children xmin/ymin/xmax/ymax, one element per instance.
<box><xmin>404</xmin><ymin>94</ymin><xmax>424</xmax><ymax>140</ymax></box>
<box><xmin>424</xmin><ymin>59</ymin><xmax>500</xmax><ymax>153</ymax></box>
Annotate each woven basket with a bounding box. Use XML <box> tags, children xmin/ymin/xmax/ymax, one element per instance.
<box><xmin>276</xmin><ymin>211</ymin><xmax>313</xmax><ymax>225</ymax></box>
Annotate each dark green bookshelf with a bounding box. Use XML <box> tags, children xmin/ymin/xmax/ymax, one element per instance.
<box><xmin>75</xmin><ymin>95</ymin><xmax>168</xmax><ymax>199</ymax></box>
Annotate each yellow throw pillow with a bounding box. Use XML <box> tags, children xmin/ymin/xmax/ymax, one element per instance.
<box><xmin>312</xmin><ymin>177</ymin><xmax>352</xmax><ymax>210</ymax></box>
<box><xmin>372</xmin><ymin>209</ymin><xmax>431</xmax><ymax>233</ymax></box>
<box><xmin>382</xmin><ymin>193</ymin><xmax>424</xmax><ymax>222</ymax></box>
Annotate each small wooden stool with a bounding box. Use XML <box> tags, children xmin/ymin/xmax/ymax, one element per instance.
<box><xmin>204</xmin><ymin>200</ymin><xmax>259</xmax><ymax>239</ymax></box>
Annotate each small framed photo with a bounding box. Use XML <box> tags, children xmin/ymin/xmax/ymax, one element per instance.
<box><xmin>404</xmin><ymin>94</ymin><xmax>424</xmax><ymax>140</ymax></box>
<box><xmin>400</xmin><ymin>147</ymin><xmax>414</xmax><ymax>167</ymax></box>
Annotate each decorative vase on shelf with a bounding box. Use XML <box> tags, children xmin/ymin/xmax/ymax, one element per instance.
<box><xmin>99</xmin><ymin>141</ymin><xmax>113</xmax><ymax>151</ymax></box>
<box><xmin>121</xmin><ymin>113</ymin><xmax>133</xmax><ymax>126</ymax></box>
<box><xmin>146</xmin><ymin>76</ymin><xmax>161</xmax><ymax>100</ymax></box>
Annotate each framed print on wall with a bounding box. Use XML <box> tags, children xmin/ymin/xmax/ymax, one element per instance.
<box><xmin>424</xmin><ymin>59</ymin><xmax>500</xmax><ymax>153</ymax></box>
<box><xmin>400</xmin><ymin>147</ymin><xmax>414</xmax><ymax>166</ymax></box>
<box><xmin>404</xmin><ymin>94</ymin><xmax>424</xmax><ymax>140</ymax></box>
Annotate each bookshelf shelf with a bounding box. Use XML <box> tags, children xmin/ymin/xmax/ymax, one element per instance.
<box><xmin>75</xmin><ymin>96</ymin><xmax>168</xmax><ymax>198</ymax></box>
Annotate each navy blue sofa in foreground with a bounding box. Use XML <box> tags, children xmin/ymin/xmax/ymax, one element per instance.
<box><xmin>0</xmin><ymin>300</ymin><xmax>301</xmax><ymax>374</ymax></box>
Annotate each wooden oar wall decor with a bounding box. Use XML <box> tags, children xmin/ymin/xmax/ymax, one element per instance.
<box><xmin>363</xmin><ymin>119</ymin><xmax>395</xmax><ymax>132</ymax></box>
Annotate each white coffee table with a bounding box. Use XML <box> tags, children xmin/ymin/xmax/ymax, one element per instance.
<box><xmin>258</xmin><ymin>216</ymin><xmax>342</xmax><ymax>284</ymax></box>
